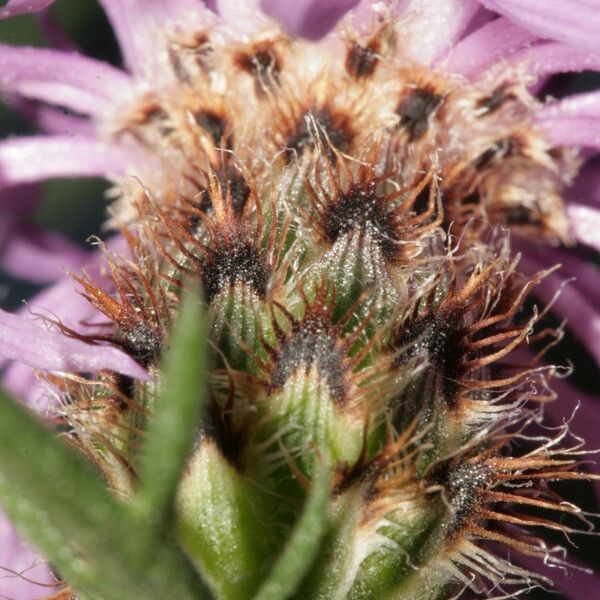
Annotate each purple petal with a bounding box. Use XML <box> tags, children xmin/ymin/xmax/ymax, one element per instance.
<box><xmin>0</xmin><ymin>224</ymin><xmax>89</xmax><ymax>284</ymax></box>
<box><xmin>478</xmin><ymin>0</ymin><xmax>600</xmax><ymax>51</ymax></box>
<box><xmin>514</xmin><ymin>549</ymin><xmax>600</xmax><ymax>600</ymax></box>
<box><xmin>541</xmin><ymin>377</ymin><xmax>600</xmax><ymax>545</ymax></box>
<box><xmin>442</xmin><ymin>17</ymin><xmax>539</xmax><ymax>77</ymax></box>
<box><xmin>538</xmin><ymin>117</ymin><xmax>600</xmax><ymax>149</ymax></box>
<box><xmin>516</xmin><ymin>242</ymin><xmax>600</xmax><ymax>303</ymax></box>
<box><xmin>1</xmin><ymin>360</ymin><xmax>51</xmax><ymax>412</ymax></box>
<box><xmin>0</xmin><ymin>0</ymin><xmax>54</xmax><ymax>19</ymax></box>
<box><xmin>9</xmin><ymin>235</ymin><xmax>129</xmax><ymax>336</ymax></box>
<box><xmin>341</xmin><ymin>0</ymin><xmax>403</xmax><ymax>36</ymax></box>
<box><xmin>456</xmin><ymin>5</ymin><xmax>495</xmax><ymax>40</ymax></box>
<box><xmin>535</xmin><ymin>91</ymin><xmax>600</xmax><ymax>148</ymax></box>
<box><xmin>538</xmin><ymin>90</ymin><xmax>600</xmax><ymax>120</ymax></box>
<box><xmin>2</xmin><ymin>90</ymin><xmax>95</xmax><ymax>137</ymax></box>
<box><xmin>520</xmin><ymin>254</ymin><xmax>600</xmax><ymax>365</ymax></box>
<box><xmin>36</xmin><ymin>8</ymin><xmax>81</xmax><ymax>52</ymax></box>
<box><xmin>508</xmin><ymin>371</ymin><xmax>600</xmax><ymax>598</ymax></box>
<box><xmin>0</xmin><ymin>510</ymin><xmax>58</xmax><ymax>600</ymax></box>
<box><xmin>0</xmin><ymin>135</ymin><xmax>140</xmax><ymax>187</ymax></box>
<box><xmin>399</xmin><ymin>0</ymin><xmax>481</xmax><ymax>63</ymax></box>
<box><xmin>0</xmin><ymin>308</ymin><xmax>149</xmax><ymax>380</ymax></box>
<box><xmin>566</xmin><ymin>155</ymin><xmax>600</xmax><ymax>209</ymax></box>
<box><xmin>19</xmin><ymin>104</ymin><xmax>95</xmax><ymax>137</ymax></box>
<box><xmin>546</xmin><ymin>377</ymin><xmax>600</xmax><ymax>473</ymax></box>
<box><xmin>0</xmin><ymin>183</ymin><xmax>40</xmax><ymax>216</ymax></box>
<box><xmin>508</xmin><ymin>42</ymin><xmax>600</xmax><ymax>83</ymax></box>
<box><xmin>260</xmin><ymin>0</ymin><xmax>359</xmax><ymax>39</ymax></box>
<box><xmin>0</xmin><ymin>235</ymin><xmax>133</xmax><ymax>407</ymax></box>
<box><xmin>212</xmin><ymin>0</ymin><xmax>272</xmax><ymax>36</ymax></box>
<box><xmin>0</xmin><ymin>45</ymin><xmax>133</xmax><ymax>116</ymax></box>
<box><xmin>0</xmin><ymin>275</ymin><xmax>104</xmax><ymax>411</ymax></box>
<box><xmin>567</xmin><ymin>204</ymin><xmax>600</xmax><ymax>251</ymax></box>
<box><xmin>97</xmin><ymin>0</ymin><xmax>213</xmax><ymax>73</ymax></box>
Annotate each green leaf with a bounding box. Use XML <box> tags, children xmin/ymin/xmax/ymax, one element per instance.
<box><xmin>137</xmin><ymin>286</ymin><xmax>208</xmax><ymax>530</ymax></box>
<box><xmin>252</xmin><ymin>462</ymin><xmax>331</xmax><ymax>600</ymax></box>
<box><xmin>0</xmin><ymin>388</ymin><xmax>208</xmax><ymax>600</ymax></box>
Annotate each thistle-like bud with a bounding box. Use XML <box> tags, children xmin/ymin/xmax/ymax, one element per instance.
<box><xmin>2</xmin><ymin>8</ymin><xmax>595</xmax><ymax>600</ymax></box>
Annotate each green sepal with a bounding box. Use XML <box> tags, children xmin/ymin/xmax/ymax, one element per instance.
<box><xmin>305</xmin><ymin>231</ymin><xmax>397</xmax><ymax>324</ymax></box>
<box><xmin>292</xmin><ymin>483</ymin><xmax>448</xmax><ymax>600</ymax></box>
<box><xmin>176</xmin><ymin>439</ymin><xmax>283</xmax><ymax>600</ymax></box>
<box><xmin>208</xmin><ymin>282</ymin><xmax>271</xmax><ymax>373</ymax></box>
<box><xmin>247</xmin><ymin>369</ymin><xmax>364</xmax><ymax>484</ymax></box>
<box><xmin>347</xmin><ymin>506</ymin><xmax>443</xmax><ymax>600</ymax></box>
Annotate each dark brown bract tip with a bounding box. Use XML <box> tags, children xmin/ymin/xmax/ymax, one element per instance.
<box><xmin>138</xmin><ymin>167</ymin><xmax>286</xmax><ymax>307</ymax></box>
<box><xmin>255</xmin><ymin>282</ymin><xmax>383</xmax><ymax>411</ymax></box>
<box><xmin>396</xmin><ymin>87</ymin><xmax>443</xmax><ymax>142</ymax></box>
<box><xmin>305</xmin><ymin>147</ymin><xmax>442</xmax><ymax>263</ymax></box>
<box><xmin>433</xmin><ymin>434</ymin><xmax>597</xmax><ymax>568</ymax></box>
<box><xmin>392</xmin><ymin>253</ymin><xmax>549</xmax><ymax>413</ymax></box>
<box><xmin>181</xmin><ymin>156</ymin><xmax>252</xmax><ymax>219</ymax></box>
<box><xmin>392</xmin><ymin>310</ymin><xmax>465</xmax><ymax>408</ymax></box>
<box><xmin>476</xmin><ymin>83</ymin><xmax>517</xmax><ymax>115</ymax></box>
<box><xmin>234</xmin><ymin>39</ymin><xmax>283</xmax><ymax>94</ymax></box>
<box><xmin>474</xmin><ymin>135</ymin><xmax>523</xmax><ymax>170</ymax></box>
<box><xmin>215</xmin><ymin>164</ymin><xmax>252</xmax><ymax>215</ymax></box>
<box><xmin>266</xmin><ymin>285</ymin><xmax>351</xmax><ymax>405</ymax></box>
<box><xmin>426</xmin><ymin>456</ymin><xmax>494</xmax><ymax>536</ymax></box>
<box><xmin>344</xmin><ymin>21</ymin><xmax>396</xmax><ymax>80</ymax></box>
<box><xmin>284</xmin><ymin>106</ymin><xmax>354</xmax><ymax>162</ymax></box>
<box><xmin>71</xmin><ymin>244</ymin><xmax>168</xmax><ymax>367</ymax></box>
<box><xmin>202</xmin><ymin>238</ymin><xmax>270</xmax><ymax>304</ymax></box>
<box><xmin>193</xmin><ymin>109</ymin><xmax>232</xmax><ymax>149</ymax></box>
<box><xmin>346</xmin><ymin>41</ymin><xmax>380</xmax><ymax>79</ymax></box>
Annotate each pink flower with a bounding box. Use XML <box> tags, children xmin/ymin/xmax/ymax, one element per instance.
<box><xmin>0</xmin><ymin>1</ymin><xmax>598</xmax><ymax>598</ymax></box>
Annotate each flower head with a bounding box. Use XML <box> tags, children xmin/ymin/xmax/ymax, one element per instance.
<box><xmin>0</xmin><ymin>1</ymin><xmax>599</xmax><ymax>599</ymax></box>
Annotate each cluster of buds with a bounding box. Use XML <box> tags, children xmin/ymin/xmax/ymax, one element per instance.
<box><xmin>1</xmin><ymin>5</ymin><xmax>596</xmax><ymax>600</ymax></box>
